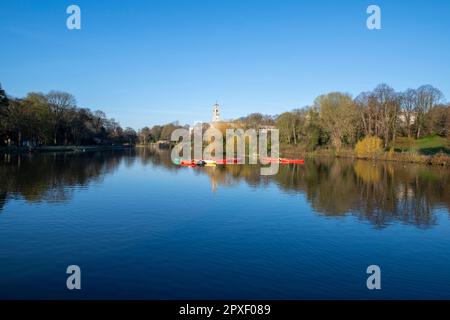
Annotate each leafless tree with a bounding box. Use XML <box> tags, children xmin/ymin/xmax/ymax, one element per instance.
<box><xmin>415</xmin><ymin>85</ymin><xmax>443</xmax><ymax>138</ymax></box>
<box><xmin>400</xmin><ymin>89</ymin><xmax>417</xmax><ymax>138</ymax></box>
<box><xmin>46</xmin><ymin>91</ymin><xmax>77</xmax><ymax>144</ymax></box>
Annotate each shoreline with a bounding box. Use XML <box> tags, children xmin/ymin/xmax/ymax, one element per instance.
<box><xmin>298</xmin><ymin>149</ymin><xmax>450</xmax><ymax>166</ymax></box>
<box><xmin>2</xmin><ymin>144</ymin><xmax>449</xmax><ymax>166</ymax></box>
<box><xmin>0</xmin><ymin>145</ymin><xmax>134</xmax><ymax>154</ymax></box>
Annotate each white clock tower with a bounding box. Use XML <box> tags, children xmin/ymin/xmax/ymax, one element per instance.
<box><xmin>212</xmin><ymin>102</ymin><xmax>220</xmax><ymax>122</ymax></box>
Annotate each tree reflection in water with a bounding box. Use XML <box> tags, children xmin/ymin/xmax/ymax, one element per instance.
<box><xmin>1</xmin><ymin>147</ymin><xmax>449</xmax><ymax>228</ymax></box>
<box><xmin>0</xmin><ymin>150</ymin><xmax>131</xmax><ymax>208</ymax></box>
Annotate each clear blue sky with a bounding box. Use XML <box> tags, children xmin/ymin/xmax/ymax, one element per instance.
<box><xmin>1</xmin><ymin>0</ymin><xmax>449</xmax><ymax>129</ymax></box>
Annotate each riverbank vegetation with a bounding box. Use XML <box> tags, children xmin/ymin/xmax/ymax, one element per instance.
<box><xmin>137</xmin><ymin>83</ymin><xmax>449</xmax><ymax>165</ymax></box>
<box><xmin>2</xmin><ymin>83</ymin><xmax>449</xmax><ymax>164</ymax></box>
<box><xmin>0</xmin><ymin>86</ymin><xmax>138</xmax><ymax>148</ymax></box>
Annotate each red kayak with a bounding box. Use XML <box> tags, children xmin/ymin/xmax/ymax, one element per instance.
<box><xmin>279</xmin><ymin>158</ymin><xmax>305</xmax><ymax>164</ymax></box>
<box><xmin>180</xmin><ymin>160</ymin><xmax>195</xmax><ymax>166</ymax></box>
<box><xmin>216</xmin><ymin>158</ymin><xmax>242</xmax><ymax>164</ymax></box>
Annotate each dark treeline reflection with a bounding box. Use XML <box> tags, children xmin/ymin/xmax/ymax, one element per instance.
<box><xmin>0</xmin><ymin>150</ymin><xmax>134</xmax><ymax>211</ymax></box>
<box><xmin>2</xmin><ymin>147</ymin><xmax>450</xmax><ymax>228</ymax></box>
<box><xmin>137</xmin><ymin>148</ymin><xmax>450</xmax><ymax>228</ymax></box>
<box><xmin>277</xmin><ymin>159</ymin><xmax>450</xmax><ymax>228</ymax></box>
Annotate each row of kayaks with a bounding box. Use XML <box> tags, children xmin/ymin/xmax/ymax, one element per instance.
<box><xmin>261</xmin><ymin>157</ymin><xmax>305</xmax><ymax>164</ymax></box>
<box><xmin>173</xmin><ymin>159</ymin><xmax>241</xmax><ymax>167</ymax></box>
<box><xmin>173</xmin><ymin>158</ymin><xmax>304</xmax><ymax>167</ymax></box>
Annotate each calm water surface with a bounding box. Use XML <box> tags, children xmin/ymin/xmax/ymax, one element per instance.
<box><xmin>1</xmin><ymin>148</ymin><xmax>450</xmax><ymax>299</ymax></box>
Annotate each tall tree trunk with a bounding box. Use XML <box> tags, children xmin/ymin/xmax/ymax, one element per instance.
<box><xmin>292</xmin><ymin>124</ymin><xmax>297</xmax><ymax>144</ymax></box>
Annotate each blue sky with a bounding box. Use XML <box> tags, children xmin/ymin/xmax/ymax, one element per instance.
<box><xmin>1</xmin><ymin>0</ymin><xmax>449</xmax><ymax>129</ymax></box>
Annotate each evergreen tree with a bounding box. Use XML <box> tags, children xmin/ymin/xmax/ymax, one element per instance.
<box><xmin>0</xmin><ymin>83</ymin><xmax>9</xmax><ymax>146</ymax></box>
<box><xmin>0</xmin><ymin>83</ymin><xmax>8</xmax><ymax>106</ymax></box>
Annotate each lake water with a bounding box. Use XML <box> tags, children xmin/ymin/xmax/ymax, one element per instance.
<box><xmin>1</xmin><ymin>148</ymin><xmax>450</xmax><ymax>299</ymax></box>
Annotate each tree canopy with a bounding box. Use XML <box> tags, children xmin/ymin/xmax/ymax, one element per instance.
<box><xmin>0</xmin><ymin>89</ymin><xmax>137</xmax><ymax>147</ymax></box>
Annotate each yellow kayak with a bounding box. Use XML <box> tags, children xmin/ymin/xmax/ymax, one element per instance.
<box><xmin>204</xmin><ymin>160</ymin><xmax>217</xmax><ymax>167</ymax></box>
<box><xmin>205</xmin><ymin>163</ymin><xmax>216</xmax><ymax>167</ymax></box>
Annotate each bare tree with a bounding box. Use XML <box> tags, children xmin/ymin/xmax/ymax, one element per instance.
<box><xmin>372</xmin><ymin>84</ymin><xmax>400</xmax><ymax>147</ymax></box>
<box><xmin>415</xmin><ymin>85</ymin><xmax>443</xmax><ymax>138</ymax></box>
<box><xmin>46</xmin><ymin>91</ymin><xmax>76</xmax><ymax>145</ymax></box>
<box><xmin>400</xmin><ymin>89</ymin><xmax>417</xmax><ymax>138</ymax></box>
<box><xmin>355</xmin><ymin>92</ymin><xmax>375</xmax><ymax>137</ymax></box>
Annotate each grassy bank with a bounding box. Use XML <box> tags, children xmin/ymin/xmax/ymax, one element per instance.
<box><xmin>305</xmin><ymin>149</ymin><xmax>450</xmax><ymax>166</ymax></box>
<box><xmin>393</xmin><ymin>135</ymin><xmax>450</xmax><ymax>155</ymax></box>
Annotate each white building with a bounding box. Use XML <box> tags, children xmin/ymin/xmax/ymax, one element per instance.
<box><xmin>398</xmin><ymin>112</ymin><xmax>417</xmax><ymax>125</ymax></box>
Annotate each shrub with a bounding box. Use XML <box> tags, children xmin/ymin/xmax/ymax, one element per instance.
<box><xmin>354</xmin><ymin>136</ymin><xmax>384</xmax><ymax>159</ymax></box>
<box><xmin>430</xmin><ymin>151</ymin><xmax>450</xmax><ymax>166</ymax></box>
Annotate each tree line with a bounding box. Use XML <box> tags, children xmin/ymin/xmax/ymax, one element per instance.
<box><xmin>2</xmin><ymin>83</ymin><xmax>448</xmax><ymax>151</ymax></box>
<box><xmin>137</xmin><ymin>83</ymin><xmax>448</xmax><ymax>152</ymax></box>
<box><xmin>0</xmin><ymin>87</ymin><xmax>138</xmax><ymax>147</ymax></box>
<box><xmin>275</xmin><ymin>84</ymin><xmax>448</xmax><ymax>151</ymax></box>
<box><xmin>137</xmin><ymin>122</ymin><xmax>187</xmax><ymax>145</ymax></box>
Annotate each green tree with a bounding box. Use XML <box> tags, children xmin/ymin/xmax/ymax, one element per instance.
<box><xmin>276</xmin><ymin>112</ymin><xmax>297</xmax><ymax>144</ymax></box>
<box><xmin>0</xmin><ymin>85</ymin><xmax>9</xmax><ymax>145</ymax></box>
<box><xmin>123</xmin><ymin>127</ymin><xmax>138</xmax><ymax>145</ymax></box>
<box><xmin>138</xmin><ymin>127</ymin><xmax>151</xmax><ymax>144</ymax></box>
<box><xmin>315</xmin><ymin>92</ymin><xmax>358</xmax><ymax>150</ymax></box>
<box><xmin>150</xmin><ymin>125</ymin><xmax>163</xmax><ymax>142</ymax></box>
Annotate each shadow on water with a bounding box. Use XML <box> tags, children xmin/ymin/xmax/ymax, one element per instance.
<box><xmin>1</xmin><ymin>147</ymin><xmax>450</xmax><ymax>229</ymax></box>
